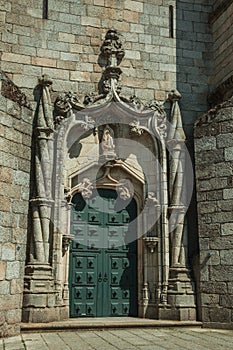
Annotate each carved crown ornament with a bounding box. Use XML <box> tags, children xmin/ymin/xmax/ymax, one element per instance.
<box><xmin>52</xmin><ymin>29</ymin><xmax>185</xmax><ymax>140</ymax></box>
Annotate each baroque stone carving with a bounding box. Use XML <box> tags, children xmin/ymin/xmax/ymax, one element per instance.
<box><xmin>143</xmin><ymin>237</ymin><xmax>159</xmax><ymax>253</ymax></box>
<box><xmin>62</xmin><ymin>234</ymin><xmax>74</xmax><ymax>256</ymax></box>
<box><xmin>54</xmin><ymin>91</ymin><xmax>84</xmax><ymax>122</ymax></box>
<box><xmin>1</xmin><ymin>70</ymin><xmax>31</xmax><ymax>108</ymax></box>
<box><xmin>147</xmin><ymin>100</ymin><xmax>167</xmax><ymax>138</ymax></box>
<box><xmin>101</xmin><ymin>28</ymin><xmax>125</xmax><ymax>67</ymax></box>
<box><xmin>129</xmin><ymin>95</ymin><xmax>145</xmax><ymax>112</ymax></box>
<box><xmin>100</xmin><ymin>125</ymin><xmax>116</xmax><ymax>160</ymax></box>
<box><xmin>116</xmin><ymin>179</ymin><xmax>134</xmax><ymax>200</ymax></box>
<box><xmin>77</xmin><ymin>178</ymin><xmax>94</xmax><ymax>199</ymax></box>
<box><xmin>146</xmin><ymin>192</ymin><xmax>159</xmax><ymax>206</ymax></box>
<box><xmin>129</xmin><ymin>120</ymin><xmax>144</xmax><ymax>135</ymax></box>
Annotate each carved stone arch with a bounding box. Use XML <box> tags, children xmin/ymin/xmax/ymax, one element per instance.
<box><xmin>23</xmin><ymin>30</ymin><xmax>196</xmax><ymax>323</ymax></box>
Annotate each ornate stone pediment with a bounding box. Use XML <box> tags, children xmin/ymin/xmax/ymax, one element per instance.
<box><xmin>54</xmin><ymin>29</ymin><xmax>167</xmax><ymax>139</ymax></box>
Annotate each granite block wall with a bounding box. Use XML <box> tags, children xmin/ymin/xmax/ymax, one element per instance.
<box><xmin>194</xmin><ymin>101</ymin><xmax>233</xmax><ymax>329</ymax></box>
<box><xmin>1</xmin><ymin>0</ymin><xmax>231</xmax><ymax>335</ymax></box>
<box><xmin>0</xmin><ymin>80</ymin><xmax>33</xmax><ymax>336</ymax></box>
<box><xmin>211</xmin><ymin>0</ymin><xmax>233</xmax><ymax>88</ymax></box>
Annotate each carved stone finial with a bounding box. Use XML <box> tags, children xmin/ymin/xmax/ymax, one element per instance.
<box><xmin>129</xmin><ymin>121</ymin><xmax>144</xmax><ymax>136</ymax></box>
<box><xmin>168</xmin><ymin>89</ymin><xmax>181</xmax><ymax>102</ymax></box>
<box><xmin>101</xmin><ymin>28</ymin><xmax>125</xmax><ymax>67</ymax></box>
<box><xmin>38</xmin><ymin>74</ymin><xmax>52</xmax><ymax>87</ymax></box>
<box><xmin>146</xmin><ymin>192</ymin><xmax>159</xmax><ymax>206</ymax></box>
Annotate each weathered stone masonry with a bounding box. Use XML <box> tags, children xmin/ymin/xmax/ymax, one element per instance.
<box><xmin>0</xmin><ymin>75</ymin><xmax>33</xmax><ymax>337</ymax></box>
<box><xmin>195</xmin><ymin>99</ymin><xmax>233</xmax><ymax>329</ymax></box>
<box><xmin>0</xmin><ymin>0</ymin><xmax>233</xmax><ymax>337</ymax></box>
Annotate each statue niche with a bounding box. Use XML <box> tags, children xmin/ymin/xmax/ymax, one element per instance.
<box><xmin>99</xmin><ymin>125</ymin><xmax>116</xmax><ymax>161</ymax></box>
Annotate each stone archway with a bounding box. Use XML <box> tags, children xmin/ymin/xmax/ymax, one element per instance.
<box><xmin>23</xmin><ymin>29</ymin><xmax>197</xmax><ymax>323</ymax></box>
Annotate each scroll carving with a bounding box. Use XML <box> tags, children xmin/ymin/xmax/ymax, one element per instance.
<box><xmin>116</xmin><ymin>179</ymin><xmax>134</xmax><ymax>200</ymax></box>
<box><xmin>77</xmin><ymin>178</ymin><xmax>94</xmax><ymax>199</ymax></box>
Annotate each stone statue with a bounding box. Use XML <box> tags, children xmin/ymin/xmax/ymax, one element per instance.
<box><xmin>100</xmin><ymin>125</ymin><xmax>116</xmax><ymax>159</ymax></box>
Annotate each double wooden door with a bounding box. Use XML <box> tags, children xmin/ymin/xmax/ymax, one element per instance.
<box><xmin>69</xmin><ymin>189</ymin><xmax>138</xmax><ymax>317</ymax></box>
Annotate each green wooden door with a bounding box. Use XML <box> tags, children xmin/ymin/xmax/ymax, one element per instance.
<box><xmin>69</xmin><ymin>189</ymin><xmax>138</xmax><ymax>317</ymax></box>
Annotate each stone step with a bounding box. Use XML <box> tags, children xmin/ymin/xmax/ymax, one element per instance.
<box><xmin>21</xmin><ymin>317</ymin><xmax>203</xmax><ymax>333</ymax></box>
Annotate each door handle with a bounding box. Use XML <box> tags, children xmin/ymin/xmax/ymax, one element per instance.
<box><xmin>103</xmin><ymin>273</ymin><xmax>108</xmax><ymax>282</ymax></box>
<box><xmin>98</xmin><ymin>273</ymin><xmax>102</xmax><ymax>282</ymax></box>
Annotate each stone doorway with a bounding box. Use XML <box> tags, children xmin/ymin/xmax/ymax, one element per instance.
<box><xmin>23</xmin><ymin>29</ymin><xmax>197</xmax><ymax>323</ymax></box>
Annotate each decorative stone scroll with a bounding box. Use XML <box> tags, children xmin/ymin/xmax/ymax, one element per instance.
<box><xmin>116</xmin><ymin>179</ymin><xmax>134</xmax><ymax>200</ymax></box>
<box><xmin>54</xmin><ymin>91</ymin><xmax>84</xmax><ymax>123</ymax></box>
<box><xmin>77</xmin><ymin>178</ymin><xmax>94</xmax><ymax>199</ymax></box>
<box><xmin>146</xmin><ymin>192</ymin><xmax>159</xmax><ymax>206</ymax></box>
<box><xmin>129</xmin><ymin>120</ymin><xmax>144</xmax><ymax>135</ymax></box>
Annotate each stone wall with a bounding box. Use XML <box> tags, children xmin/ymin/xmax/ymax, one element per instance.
<box><xmin>0</xmin><ymin>82</ymin><xmax>33</xmax><ymax>336</ymax></box>
<box><xmin>176</xmin><ymin>0</ymin><xmax>212</xmax><ymax>137</ymax></box>
<box><xmin>210</xmin><ymin>0</ymin><xmax>233</xmax><ymax>89</ymax></box>
<box><xmin>0</xmin><ymin>0</ymin><xmax>212</xmax><ymax>119</ymax></box>
<box><xmin>194</xmin><ymin>100</ymin><xmax>233</xmax><ymax>329</ymax></box>
<box><xmin>0</xmin><ymin>0</ymin><xmax>178</xmax><ymax>103</ymax></box>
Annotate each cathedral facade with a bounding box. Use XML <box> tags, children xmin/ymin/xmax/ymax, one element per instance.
<box><xmin>0</xmin><ymin>0</ymin><xmax>233</xmax><ymax>337</ymax></box>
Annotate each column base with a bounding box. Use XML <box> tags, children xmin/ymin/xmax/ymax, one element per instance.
<box><xmin>23</xmin><ymin>264</ymin><xmax>68</xmax><ymax>323</ymax></box>
<box><xmin>159</xmin><ymin>266</ymin><xmax>197</xmax><ymax>321</ymax></box>
<box><xmin>22</xmin><ymin>306</ymin><xmax>69</xmax><ymax>323</ymax></box>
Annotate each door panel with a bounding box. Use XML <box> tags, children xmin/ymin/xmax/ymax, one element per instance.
<box><xmin>69</xmin><ymin>189</ymin><xmax>137</xmax><ymax>317</ymax></box>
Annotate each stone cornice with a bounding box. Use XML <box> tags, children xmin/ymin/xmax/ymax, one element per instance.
<box><xmin>209</xmin><ymin>0</ymin><xmax>233</xmax><ymax>25</ymax></box>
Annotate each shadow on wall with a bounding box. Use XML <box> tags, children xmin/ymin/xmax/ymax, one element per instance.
<box><xmin>175</xmin><ymin>0</ymin><xmax>213</xmax><ymax>321</ymax></box>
